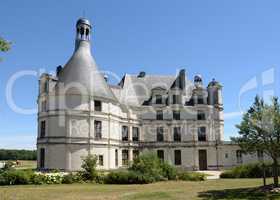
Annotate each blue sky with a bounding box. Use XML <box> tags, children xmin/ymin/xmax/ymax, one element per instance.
<box><xmin>0</xmin><ymin>0</ymin><xmax>279</xmax><ymax>149</ymax></box>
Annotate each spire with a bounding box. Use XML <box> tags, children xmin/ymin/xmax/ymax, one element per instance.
<box><xmin>57</xmin><ymin>18</ymin><xmax>117</xmax><ymax>102</ymax></box>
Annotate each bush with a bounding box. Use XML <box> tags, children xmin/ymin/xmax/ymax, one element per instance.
<box><xmin>30</xmin><ymin>173</ymin><xmax>45</xmax><ymax>185</ymax></box>
<box><xmin>129</xmin><ymin>153</ymin><xmax>164</xmax><ymax>182</ymax></box>
<box><xmin>160</xmin><ymin>162</ymin><xmax>177</xmax><ymax>180</ymax></box>
<box><xmin>177</xmin><ymin>171</ymin><xmax>206</xmax><ymax>181</ymax></box>
<box><xmin>105</xmin><ymin>170</ymin><xmax>153</xmax><ymax>184</ymax></box>
<box><xmin>220</xmin><ymin>163</ymin><xmax>273</xmax><ymax>178</ymax></box>
<box><xmin>81</xmin><ymin>155</ymin><xmax>98</xmax><ymax>181</ymax></box>
<box><xmin>0</xmin><ymin>170</ymin><xmax>32</xmax><ymax>185</ymax></box>
<box><xmin>62</xmin><ymin>173</ymin><xmax>82</xmax><ymax>184</ymax></box>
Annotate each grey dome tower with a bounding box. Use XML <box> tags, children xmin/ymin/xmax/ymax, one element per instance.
<box><xmin>57</xmin><ymin>18</ymin><xmax>117</xmax><ymax>101</ymax></box>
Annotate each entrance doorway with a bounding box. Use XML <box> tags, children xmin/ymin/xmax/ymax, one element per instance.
<box><xmin>199</xmin><ymin>150</ymin><xmax>207</xmax><ymax>170</ymax></box>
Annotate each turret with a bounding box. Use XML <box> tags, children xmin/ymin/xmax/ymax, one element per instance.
<box><xmin>75</xmin><ymin>18</ymin><xmax>91</xmax><ymax>50</ymax></box>
<box><xmin>207</xmin><ymin>78</ymin><xmax>223</xmax><ymax>109</ymax></box>
<box><xmin>57</xmin><ymin>18</ymin><xmax>117</xmax><ymax>101</ymax></box>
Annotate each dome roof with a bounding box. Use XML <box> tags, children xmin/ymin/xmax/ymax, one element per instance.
<box><xmin>76</xmin><ymin>18</ymin><xmax>91</xmax><ymax>27</ymax></box>
<box><xmin>57</xmin><ymin>40</ymin><xmax>117</xmax><ymax>102</ymax></box>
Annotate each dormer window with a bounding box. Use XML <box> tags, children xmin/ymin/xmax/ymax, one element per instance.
<box><xmin>197</xmin><ymin>96</ymin><xmax>204</xmax><ymax>104</ymax></box>
<box><xmin>155</xmin><ymin>95</ymin><xmax>162</xmax><ymax>104</ymax></box>
<box><xmin>197</xmin><ymin>110</ymin><xmax>206</xmax><ymax>120</ymax></box>
<box><xmin>173</xmin><ymin>95</ymin><xmax>180</xmax><ymax>104</ymax></box>
<box><xmin>156</xmin><ymin>110</ymin><xmax>163</xmax><ymax>120</ymax></box>
<box><xmin>173</xmin><ymin>110</ymin><xmax>180</xmax><ymax>120</ymax></box>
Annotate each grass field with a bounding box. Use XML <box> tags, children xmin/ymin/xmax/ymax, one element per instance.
<box><xmin>0</xmin><ymin>178</ymin><xmax>280</xmax><ymax>200</ymax></box>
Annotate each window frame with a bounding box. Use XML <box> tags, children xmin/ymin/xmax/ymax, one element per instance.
<box><xmin>197</xmin><ymin>110</ymin><xmax>206</xmax><ymax>120</ymax></box>
<box><xmin>122</xmin><ymin>126</ymin><xmax>129</xmax><ymax>141</ymax></box>
<box><xmin>132</xmin><ymin>127</ymin><xmax>139</xmax><ymax>141</ymax></box>
<box><xmin>174</xmin><ymin>150</ymin><xmax>182</xmax><ymax>165</ymax></box>
<box><xmin>155</xmin><ymin>95</ymin><xmax>163</xmax><ymax>104</ymax></box>
<box><xmin>40</xmin><ymin>121</ymin><xmax>46</xmax><ymax>138</ymax></box>
<box><xmin>94</xmin><ymin>100</ymin><xmax>102</xmax><ymax>112</ymax></box>
<box><xmin>172</xmin><ymin>94</ymin><xmax>180</xmax><ymax>104</ymax></box>
<box><xmin>156</xmin><ymin>110</ymin><xmax>163</xmax><ymax>120</ymax></box>
<box><xmin>156</xmin><ymin>127</ymin><xmax>164</xmax><ymax>142</ymax></box>
<box><xmin>98</xmin><ymin>155</ymin><xmax>104</xmax><ymax>166</ymax></box>
<box><xmin>157</xmin><ymin>150</ymin><xmax>164</xmax><ymax>161</ymax></box>
<box><xmin>198</xmin><ymin>127</ymin><xmax>206</xmax><ymax>142</ymax></box>
<box><xmin>122</xmin><ymin>149</ymin><xmax>129</xmax><ymax>166</ymax></box>
<box><xmin>173</xmin><ymin>110</ymin><xmax>180</xmax><ymax>120</ymax></box>
<box><xmin>173</xmin><ymin>127</ymin><xmax>181</xmax><ymax>142</ymax></box>
<box><xmin>94</xmin><ymin>120</ymin><xmax>102</xmax><ymax>139</ymax></box>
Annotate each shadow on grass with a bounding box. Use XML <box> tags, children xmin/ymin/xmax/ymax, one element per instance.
<box><xmin>198</xmin><ymin>187</ymin><xmax>280</xmax><ymax>200</ymax></box>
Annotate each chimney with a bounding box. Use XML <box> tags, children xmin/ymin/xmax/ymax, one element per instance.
<box><xmin>137</xmin><ymin>71</ymin><xmax>146</xmax><ymax>78</ymax></box>
<box><xmin>56</xmin><ymin>65</ymin><xmax>62</xmax><ymax>77</ymax></box>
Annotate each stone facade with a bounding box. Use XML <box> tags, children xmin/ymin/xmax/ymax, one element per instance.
<box><xmin>37</xmin><ymin>18</ymin><xmax>266</xmax><ymax>171</ymax></box>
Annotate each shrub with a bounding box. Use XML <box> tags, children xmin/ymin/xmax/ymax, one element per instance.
<box><xmin>30</xmin><ymin>172</ymin><xmax>67</xmax><ymax>184</ymax></box>
<box><xmin>220</xmin><ymin>163</ymin><xmax>273</xmax><ymax>178</ymax></box>
<box><xmin>177</xmin><ymin>171</ymin><xmax>206</xmax><ymax>181</ymax></box>
<box><xmin>30</xmin><ymin>173</ymin><xmax>45</xmax><ymax>185</ymax></box>
<box><xmin>160</xmin><ymin>162</ymin><xmax>177</xmax><ymax>180</ymax></box>
<box><xmin>81</xmin><ymin>154</ymin><xmax>98</xmax><ymax>181</ymax></box>
<box><xmin>105</xmin><ymin>170</ymin><xmax>153</xmax><ymax>184</ymax></box>
<box><xmin>0</xmin><ymin>170</ymin><xmax>31</xmax><ymax>185</ymax></box>
<box><xmin>129</xmin><ymin>153</ymin><xmax>164</xmax><ymax>181</ymax></box>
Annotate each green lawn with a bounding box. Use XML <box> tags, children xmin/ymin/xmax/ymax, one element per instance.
<box><xmin>0</xmin><ymin>179</ymin><xmax>280</xmax><ymax>200</ymax></box>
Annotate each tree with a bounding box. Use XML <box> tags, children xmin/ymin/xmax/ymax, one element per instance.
<box><xmin>81</xmin><ymin>154</ymin><xmax>98</xmax><ymax>181</ymax></box>
<box><xmin>0</xmin><ymin>37</ymin><xmax>11</xmax><ymax>60</ymax></box>
<box><xmin>233</xmin><ymin>96</ymin><xmax>280</xmax><ymax>187</ymax></box>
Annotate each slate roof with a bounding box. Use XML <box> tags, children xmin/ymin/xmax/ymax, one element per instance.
<box><xmin>110</xmin><ymin>74</ymin><xmax>194</xmax><ymax>107</ymax></box>
<box><xmin>57</xmin><ymin>40</ymin><xmax>118</xmax><ymax>102</ymax></box>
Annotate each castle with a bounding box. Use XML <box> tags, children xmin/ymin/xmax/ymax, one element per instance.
<box><xmin>37</xmin><ymin>18</ymin><xmax>264</xmax><ymax>171</ymax></box>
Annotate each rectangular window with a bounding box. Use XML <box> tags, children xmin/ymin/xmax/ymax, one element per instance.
<box><xmin>41</xmin><ymin>101</ymin><xmax>47</xmax><ymax>112</ymax></box>
<box><xmin>40</xmin><ymin>121</ymin><xmax>46</xmax><ymax>138</ymax></box>
<box><xmin>122</xmin><ymin>126</ymin><xmax>129</xmax><ymax>141</ymax></box>
<box><xmin>197</xmin><ymin>110</ymin><xmax>206</xmax><ymax>120</ymax></box>
<box><xmin>236</xmin><ymin>150</ymin><xmax>243</xmax><ymax>164</ymax></box>
<box><xmin>115</xmin><ymin>149</ymin><xmax>118</xmax><ymax>167</ymax></box>
<box><xmin>157</xmin><ymin>127</ymin><xmax>164</xmax><ymax>142</ymax></box>
<box><xmin>40</xmin><ymin>148</ymin><xmax>45</xmax><ymax>169</ymax></box>
<box><xmin>197</xmin><ymin>97</ymin><xmax>204</xmax><ymax>104</ymax></box>
<box><xmin>174</xmin><ymin>150</ymin><xmax>181</xmax><ymax>165</ymax></box>
<box><xmin>133</xmin><ymin>150</ymin><xmax>139</xmax><ymax>160</ymax></box>
<box><xmin>198</xmin><ymin>127</ymin><xmax>206</xmax><ymax>141</ymax></box>
<box><xmin>98</xmin><ymin>155</ymin><xmax>104</xmax><ymax>166</ymax></box>
<box><xmin>132</xmin><ymin>127</ymin><xmax>139</xmax><ymax>141</ymax></box>
<box><xmin>157</xmin><ymin>150</ymin><xmax>164</xmax><ymax>161</ymax></box>
<box><xmin>155</xmin><ymin>95</ymin><xmax>162</xmax><ymax>104</ymax></box>
<box><xmin>94</xmin><ymin>100</ymin><xmax>102</xmax><ymax>112</ymax></box>
<box><xmin>173</xmin><ymin>95</ymin><xmax>180</xmax><ymax>104</ymax></box>
<box><xmin>94</xmin><ymin>120</ymin><xmax>102</xmax><ymax>139</ymax></box>
<box><xmin>156</xmin><ymin>110</ymin><xmax>163</xmax><ymax>120</ymax></box>
<box><xmin>122</xmin><ymin>150</ymin><xmax>129</xmax><ymax>166</ymax></box>
<box><xmin>44</xmin><ymin>82</ymin><xmax>48</xmax><ymax>93</ymax></box>
<box><xmin>174</xmin><ymin>127</ymin><xmax>181</xmax><ymax>142</ymax></box>
<box><xmin>173</xmin><ymin>110</ymin><xmax>180</xmax><ymax>120</ymax></box>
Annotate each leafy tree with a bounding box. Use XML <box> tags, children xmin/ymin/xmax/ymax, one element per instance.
<box><xmin>0</xmin><ymin>149</ymin><xmax>37</xmax><ymax>160</ymax></box>
<box><xmin>233</xmin><ymin>96</ymin><xmax>280</xmax><ymax>187</ymax></box>
<box><xmin>81</xmin><ymin>154</ymin><xmax>98</xmax><ymax>181</ymax></box>
<box><xmin>0</xmin><ymin>37</ymin><xmax>11</xmax><ymax>52</ymax></box>
<box><xmin>0</xmin><ymin>37</ymin><xmax>11</xmax><ymax>61</ymax></box>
